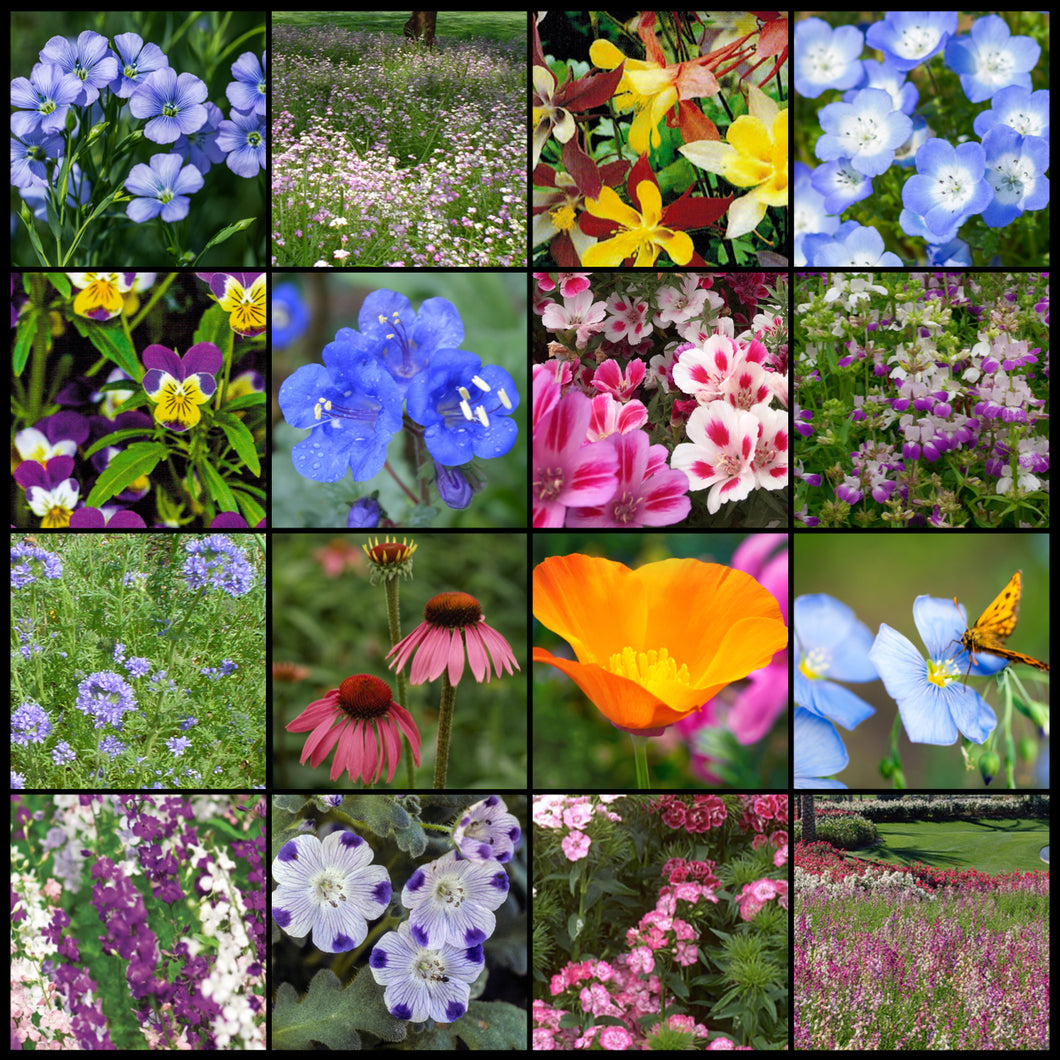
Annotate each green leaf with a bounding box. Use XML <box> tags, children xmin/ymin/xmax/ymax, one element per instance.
<box><xmin>45</xmin><ymin>271</ymin><xmax>71</xmax><ymax>297</ymax></box>
<box><xmin>213</xmin><ymin>411</ymin><xmax>261</xmax><ymax>476</ymax></box>
<box><xmin>70</xmin><ymin>314</ymin><xmax>142</xmax><ymax>381</ymax></box>
<box><xmin>86</xmin><ymin>441</ymin><xmax>167</xmax><ymax>507</ymax></box>
<box><xmin>13</xmin><ymin>308</ymin><xmax>41</xmax><ymax>375</ymax></box>
<box><xmin>199</xmin><ymin>457</ymin><xmax>239</xmax><ymax>513</ymax></box>
<box><xmin>194</xmin><ymin>218</ymin><xmax>256</xmax><ymax>262</ymax></box>
<box><xmin>455</xmin><ymin>1000</ymin><xmax>528</xmax><ymax>1050</ymax></box>
<box><xmin>18</xmin><ymin>202</ymin><xmax>50</xmax><ymax>265</ymax></box>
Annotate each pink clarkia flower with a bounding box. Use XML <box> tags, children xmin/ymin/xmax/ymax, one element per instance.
<box><xmin>533</xmin><ymin>389</ymin><xmax>618</xmax><ymax>527</ymax></box>
<box><xmin>540</xmin><ymin>288</ymin><xmax>608</xmax><ymax>349</ymax></box>
<box><xmin>567</xmin><ymin>429</ymin><xmax>690</xmax><ymax>528</ymax></box>
<box><xmin>604</xmin><ymin>294</ymin><xmax>654</xmax><ymax>343</ymax></box>
<box><xmin>586</xmin><ymin>393</ymin><xmax>648</xmax><ymax>441</ymax></box>
<box><xmin>671</xmin><ymin>401</ymin><xmax>759</xmax><ymax>513</ymax></box>
<box><xmin>285</xmin><ymin>673</ymin><xmax>421</xmax><ymax>785</ymax></box>
<box><xmin>751</xmin><ymin>405</ymin><xmax>789</xmax><ymax>491</ymax></box>
<box><xmin>592</xmin><ymin>357</ymin><xmax>646</xmax><ymax>401</ymax></box>
<box><xmin>387</xmin><ymin>591</ymin><xmax>520</xmax><ymax>686</ymax></box>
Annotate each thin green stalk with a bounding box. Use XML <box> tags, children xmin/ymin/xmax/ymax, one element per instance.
<box><xmin>630</xmin><ymin>733</ymin><xmax>652</xmax><ymax>789</ymax></box>
<box><xmin>382</xmin><ymin>578</ymin><xmax>415</xmax><ymax>786</ymax></box>
<box><xmin>433</xmin><ymin>674</ymin><xmax>457</xmax><ymax>789</ymax></box>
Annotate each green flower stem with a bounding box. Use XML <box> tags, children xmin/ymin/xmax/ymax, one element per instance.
<box><xmin>382</xmin><ymin>577</ymin><xmax>415</xmax><ymax>787</ymax></box>
<box><xmin>630</xmin><ymin>733</ymin><xmax>652</xmax><ymax>790</ymax></box>
<box><xmin>433</xmin><ymin>673</ymin><xmax>457</xmax><ymax>789</ymax></box>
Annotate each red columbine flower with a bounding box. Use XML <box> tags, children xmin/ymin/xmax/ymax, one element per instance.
<box><xmin>286</xmin><ymin>674</ymin><xmax>421</xmax><ymax>784</ymax></box>
<box><xmin>387</xmin><ymin>591</ymin><xmax>520</xmax><ymax>686</ymax></box>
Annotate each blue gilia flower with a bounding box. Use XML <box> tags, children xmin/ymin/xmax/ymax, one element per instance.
<box><xmin>74</xmin><ymin>671</ymin><xmax>138</xmax><ymax>729</ymax></box>
<box><xmin>867</xmin><ymin>594</ymin><xmax>999</xmax><ymax>745</ymax></box>
<box><xmin>272</xmin><ymin>831</ymin><xmax>392</xmax><ymax>954</ymax></box>
<box><xmin>278</xmin><ymin>354</ymin><xmax>404</xmax><ymax>482</ymax></box>
<box><xmin>182</xmin><ymin>534</ymin><xmax>256</xmax><ymax>597</ymax></box>
<box><xmin>406</xmin><ymin>349</ymin><xmax>518</xmax><ymax>466</ymax></box>
<box><xmin>369</xmin><ymin>920</ymin><xmax>485</xmax><ymax>1023</ymax></box>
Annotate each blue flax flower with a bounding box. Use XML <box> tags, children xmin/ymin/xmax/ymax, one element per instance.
<box><xmin>10</xmin><ymin>62</ymin><xmax>83</xmax><ymax>138</ymax></box>
<box><xmin>125</xmin><ymin>153</ymin><xmax>204</xmax><ymax>223</ymax></box>
<box><xmin>129</xmin><ymin>68</ymin><xmax>208</xmax><ymax>144</ymax></box>
<box><xmin>406</xmin><ymin>349</ymin><xmax>518</xmax><ymax>466</ymax></box>
<box><xmin>40</xmin><ymin>30</ymin><xmax>119</xmax><ymax>107</ymax></box>
<box><xmin>793</xmin><ymin>706</ymin><xmax>850</xmax><ymax>789</ymax></box>
<box><xmin>279</xmin><ymin>353</ymin><xmax>404</xmax><ymax>482</ymax></box>
<box><xmin>216</xmin><ymin>107</ymin><xmax>266</xmax><ymax>177</ymax></box>
<box><xmin>867</xmin><ymin>594</ymin><xmax>998</xmax><ymax>745</ymax></box>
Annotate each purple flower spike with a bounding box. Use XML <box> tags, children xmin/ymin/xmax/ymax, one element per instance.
<box><xmin>124</xmin><ymin>153</ymin><xmax>204</xmax><ymax>223</ymax></box>
<box><xmin>129</xmin><ymin>68</ymin><xmax>208</xmax><ymax>144</ymax></box>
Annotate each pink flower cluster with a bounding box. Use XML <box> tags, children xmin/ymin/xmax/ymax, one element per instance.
<box><xmin>533</xmin><ymin>794</ymin><xmax>626</xmax><ymax>863</ymax></box>
<box><xmin>649</xmin><ymin>794</ymin><xmax>730</xmax><ymax>832</ymax></box>
<box><xmin>533</xmin><ymin>271</ymin><xmax>789</xmax><ymax>526</ymax></box>
<box><xmin>737</xmin><ymin>878</ymin><xmax>789</xmax><ymax>920</ymax></box>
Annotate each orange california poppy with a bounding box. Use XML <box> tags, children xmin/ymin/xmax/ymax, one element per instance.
<box><xmin>532</xmin><ymin>553</ymin><xmax>787</xmax><ymax>734</ymax></box>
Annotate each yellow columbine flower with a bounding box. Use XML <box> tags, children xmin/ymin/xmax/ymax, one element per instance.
<box><xmin>678</xmin><ymin>85</ymin><xmax>788</xmax><ymax>240</ymax></box>
<box><xmin>582</xmin><ymin>180</ymin><xmax>693</xmax><ymax>267</ymax></box>
<box><xmin>589</xmin><ymin>39</ymin><xmax>678</xmax><ymax>155</ymax></box>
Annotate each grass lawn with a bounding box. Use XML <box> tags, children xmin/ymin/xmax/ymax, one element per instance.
<box><xmin>844</xmin><ymin>816</ymin><xmax>1050</xmax><ymax>874</ymax></box>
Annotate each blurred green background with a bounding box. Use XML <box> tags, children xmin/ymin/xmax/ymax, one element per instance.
<box><xmin>10</xmin><ymin>11</ymin><xmax>266</xmax><ymax>266</ymax></box>
<box><xmin>271</xmin><ymin>272</ymin><xmax>528</xmax><ymax>528</ymax></box>
<box><xmin>273</xmin><ymin>532</ymin><xmax>527</xmax><ymax>788</ymax></box>
<box><xmin>794</xmin><ymin>532</ymin><xmax>1050</xmax><ymax>789</ymax></box>
<box><xmin>533</xmin><ymin>533</ymin><xmax>789</xmax><ymax>789</ymax></box>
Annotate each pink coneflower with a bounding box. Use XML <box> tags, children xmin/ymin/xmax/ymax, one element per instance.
<box><xmin>387</xmin><ymin>591</ymin><xmax>520</xmax><ymax>687</ymax></box>
<box><xmin>286</xmin><ymin>674</ymin><xmax>421</xmax><ymax>784</ymax></box>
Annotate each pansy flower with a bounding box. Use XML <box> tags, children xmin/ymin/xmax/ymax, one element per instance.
<box><xmin>141</xmin><ymin>342</ymin><xmax>223</xmax><ymax>432</ymax></box>
<box><xmin>13</xmin><ymin>455</ymin><xmax>79</xmax><ymax>528</ymax></box>
<box><xmin>196</xmin><ymin>272</ymin><xmax>266</xmax><ymax>338</ymax></box>
<box><xmin>66</xmin><ymin>272</ymin><xmax>133</xmax><ymax>321</ymax></box>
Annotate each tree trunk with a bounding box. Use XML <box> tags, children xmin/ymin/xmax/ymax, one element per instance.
<box><xmin>802</xmin><ymin>793</ymin><xmax>816</xmax><ymax>843</ymax></box>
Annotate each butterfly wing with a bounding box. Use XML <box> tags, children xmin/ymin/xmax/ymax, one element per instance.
<box><xmin>966</xmin><ymin>570</ymin><xmax>1021</xmax><ymax>651</ymax></box>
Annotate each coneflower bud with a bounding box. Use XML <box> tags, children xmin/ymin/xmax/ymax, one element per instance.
<box><xmin>362</xmin><ymin>535</ymin><xmax>417</xmax><ymax>583</ymax></box>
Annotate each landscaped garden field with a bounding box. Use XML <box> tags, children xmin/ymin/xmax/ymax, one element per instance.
<box><xmin>272</xmin><ymin>12</ymin><xmax>526</xmax><ymax>267</ymax></box>
<box><xmin>795</xmin><ymin>804</ymin><xmax>1049</xmax><ymax>1050</ymax></box>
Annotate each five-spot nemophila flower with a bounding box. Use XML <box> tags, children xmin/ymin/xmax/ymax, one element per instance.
<box><xmin>272</xmin><ymin>830</ymin><xmax>392</xmax><ymax>954</ymax></box>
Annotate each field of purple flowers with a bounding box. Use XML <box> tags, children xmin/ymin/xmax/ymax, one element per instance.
<box><xmin>794</xmin><ymin>870</ymin><xmax>1049</xmax><ymax>1050</ymax></box>
<box><xmin>272</xmin><ymin>24</ymin><xmax>526</xmax><ymax>267</ymax></box>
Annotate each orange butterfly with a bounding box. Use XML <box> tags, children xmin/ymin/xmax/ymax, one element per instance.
<box><xmin>958</xmin><ymin>570</ymin><xmax>1049</xmax><ymax>673</ymax></box>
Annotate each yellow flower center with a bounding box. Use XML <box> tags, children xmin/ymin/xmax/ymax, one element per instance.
<box><xmin>926</xmin><ymin>657</ymin><xmax>958</xmax><ymax>688</ymax></box>
<box><xmin>551</xmin><ymin>203</ymin><xmax>576</xmax><ymax>232</ymax></box>
<box><xmin>606</xmin><ymin>646</ymin><xmax>690</xmax><ymax>691</ymax></box>
<box><xmin>799</xmin><ymin>649</ymin><xmax>829</xmax><ymax>680</ymax></box>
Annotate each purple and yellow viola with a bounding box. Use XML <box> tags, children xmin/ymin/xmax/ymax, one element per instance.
<box><xmin>142</xmin><ymin>343</ymin><xmax>223</xmax><ymax>432</ymax></box>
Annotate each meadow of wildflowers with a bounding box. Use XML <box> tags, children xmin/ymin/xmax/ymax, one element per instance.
<box><xmin>794</xmin><ymin>271</ymin><xmax>1049</xmax><ymax>528</ymax></box>
<box><xmin>271</xmin><ymin>794</ymin><xmax>527</xmax><ymax>1050</ymax></box>
<box><xmin>533</xmin><ymin>794</ymin><xmax>788</xmax><ymax>1050</ymax></box>
<box><xmin>11</xmin><ymin>534</ymin><xmax>265</xmax><ymax>789</ymax></box>
<box><xmin>272</xmin><ymin>20</ymin><xmax>526</xmax><ymax>267</ymax></box>
<box><xmin>11</xmin><ymin>794</ymin><xmax>265</xmax><ymax>1049</ymax></box>
<box><xmin>794</xmin><ymin>12</ymin><xmax>1050</xmax><ymax>267</ymax></box>
<box><xmin>533</xmin><ymin>271</ymin><xmax>789</xmax><ymax>528</ymax></box>
<box><xmin>794</xmin><ymin>838</ymin><xmax>1049</xmax><ymax>1050</ymax></box>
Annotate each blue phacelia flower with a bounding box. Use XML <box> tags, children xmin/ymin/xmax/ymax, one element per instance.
<box><xmin>278</xmin><ymin>353</ymin><xmax>404</xmax><ymax>482</ymax></box>
<box><xmin>406</xmin><ymin>349</ymin><xmax>519</xmax><ymax>466</ymax></box>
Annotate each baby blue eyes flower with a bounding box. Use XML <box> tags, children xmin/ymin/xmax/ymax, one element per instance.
<box><xmin>129</xmin><ymin>68</ymin><xmax>208</xmax><ymax>144</ymax></box>
<box><xmin>979</xmin><ymin>125</ymin><xmax>1050</xmax><ymax>228</ymax></box>
<box><xmin>406</xmin><ymin>350</ymin><xmax>519</xmax><ymax>466</ymax></box>
<box><xmin>816</xmin><ymin>88</ymin><xmax>914</xmax><ymax>178</ymax></box>
<box><xmin>124</xmin><ymin>152</ymin><xmax>204</xmax><ymax>223</ymax></box>
<box><xmin>901</xmin><ymin>140</ymin><xmax>993</xmax><ymax>240</ymax></box>
<box><xmin>867</xmin><ymin>594</ymin><xmax>998</xmax><ymax>746</ymax></box>
<box><xmin>865</xmin><ymin>12</ymin><xmax>958</xmax><ymax>73</ymax></box>
<box><xmin>943</xmin><ymin>13</ymin><xmax>1041</xmax><ymax>104</ymax></box>
<box><xmin>793</xmin><ymin>17</ymin><xmax>864</xmax><ymax>99</ymax></box>
<box><xmin>278</xmin><ymin>356</ymin><xmax>404</xmax><ymax>482</ymax></box>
